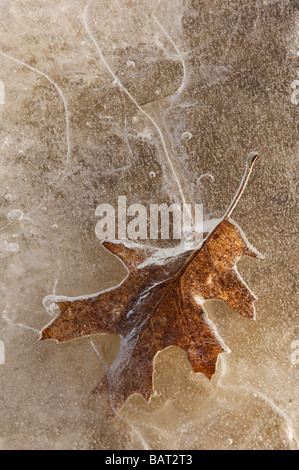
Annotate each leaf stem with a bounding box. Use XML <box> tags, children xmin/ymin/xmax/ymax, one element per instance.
<box><xmin>223</xmin><ymin>151</ymin><xmax>260</xmax><ymax>220</ymax></box>
<box><xmin>167</xmin><ymin>152</ymin><xmax>260</xmax><ymax>286</ymax></box>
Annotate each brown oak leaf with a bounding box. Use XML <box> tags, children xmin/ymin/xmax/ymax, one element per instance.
<box><xmin>41</xmin><ymin>152</ymin><xmax>261</xmax><ymax>410</ymax></box>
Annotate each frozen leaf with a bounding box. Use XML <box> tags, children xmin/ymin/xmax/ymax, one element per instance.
<box><xmin>41</xmin><ymin>153</ymin><xmax>261</xmax><ymax>409</ymax></box>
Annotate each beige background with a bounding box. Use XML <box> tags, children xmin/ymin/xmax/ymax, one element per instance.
<box><xmin>0</xmin><ymin>0</ymin><xmax>298</xmax><ymax>449</ymax></box>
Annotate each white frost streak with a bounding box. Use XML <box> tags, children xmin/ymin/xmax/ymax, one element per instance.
<box><xmin>83</xmin><ymin>2</ymin><xmax>190</xmax><ymax>217</ymax></box>
<box><xmin>0</xmin><ymin>50</ymin><xmax>71</xmax><ymax>171</ymax></box>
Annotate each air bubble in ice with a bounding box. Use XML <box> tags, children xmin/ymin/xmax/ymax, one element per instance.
<box><xmin>6</xmin><ymin>242</ymin><xmax>19</xmax><ymax>253</ymax></box>
<box><xmin>181</xmin><ymin>131</ymin><xmax>192</xmax><ymax>141</ymax></box>
<box><xmin>7</xmin><ymin>209</ymin><xmax>23</xmax><ymax>221</ymax></box>
<box><xmin>4</xmin><ymin>193</ymin><xmax>12</xmax><ymax>202</ymax></box>
<box><xmin>52</xmin><ymin>224</ymin><xmax>58</xmax><ymax>230</ymax></box>
<box><xmin>126</xmin><ymin>60</ymin><xmax>135</xmax><ymax>67</ymax></box>
<box><xmin>149</xmin><ymin>171</ymin><xmax>156</xmax><ymax>178</ymax></box>
<box><xmin>225</xmin><ymin>438</ymin><xmax>233</xmax><ymax>446</ymax></box>
<box><xmin>137</xmin><ymin>128</ymin><xmax>152</xmax><ymax>141</ymax></box>
<box><xmin>197</xmin><ymin>173</ymin><xmax>215</xmax><ymax>186</ymax></box>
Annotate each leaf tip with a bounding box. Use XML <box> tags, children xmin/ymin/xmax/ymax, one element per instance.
<box><xmin>245</xmin><ymin>245</ymin><xmax>264</xmax><ymax>260</ymax></box>
<box><xmin>38</xmin><ymin>327</ymin><xmax>55</xmax><ymax>342</ymax></box>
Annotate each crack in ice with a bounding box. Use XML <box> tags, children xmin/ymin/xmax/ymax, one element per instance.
<box><xmin>240</xmin><ymin>385</ymin><xmax>299</xmax><ymax>449</ymax></box>
<box><xmin>2</xmin><ymin>311</ymin><xmax>40</xmax><ymax>335</ymax></box>
<box><xmin>83</xmin><ymin>1</ymin><xmax>191</xmax><ymax>220</ymax></box>
<box><xmin>152</xmin><ymin>15</ymin><xmax>188</xmax><ymax>99</ymax></box>
<box><xmin>0</xmin><ymin>50</ymin><xmax>71</xmax><ymax>172</ymax></box>
<box><xmin>90</xmin><ymin>338</ymin><xmax>151</xmax><ymax>450</ymax></box>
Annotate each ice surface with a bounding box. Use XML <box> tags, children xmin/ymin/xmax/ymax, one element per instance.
<box><xmin>0</xmin><ymin>0</ymin><xmax>298</xmax><ymax>450</ymax></box>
